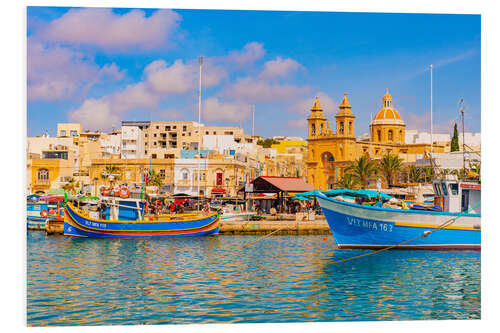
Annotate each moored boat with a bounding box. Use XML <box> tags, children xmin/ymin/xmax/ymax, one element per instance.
<box><xmin>63</xmin><ymin>197</ymin><xmax>220</xmax><ymax>238</ymax></box>
<box><xmin>313</xmin><ymin>175</ymin><xmax>481</xmax><ymax>250</ymax></box>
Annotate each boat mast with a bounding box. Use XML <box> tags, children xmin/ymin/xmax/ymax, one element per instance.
<box><xmin>462</xmin><ymin>105</ymin><xmax>465</xmax><ymax>170</ymax></box>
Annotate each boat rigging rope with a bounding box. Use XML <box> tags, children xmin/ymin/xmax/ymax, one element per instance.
<box><xmin>329</xmin><ymin>200</ymin><xmax>481</xmax><ymax>265</ymax></box>
<box><xmin>243</xmin><ymin>225</ymin><xmax>288</xmax><ymax>248</ymax></box>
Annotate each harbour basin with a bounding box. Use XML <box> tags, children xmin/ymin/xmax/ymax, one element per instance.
<box><xmin>27</xmin><ymin>231</ymin><xmax>480</xmax><ymax>326</ymax></box>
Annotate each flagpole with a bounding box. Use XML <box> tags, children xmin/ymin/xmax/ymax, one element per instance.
<box><xmin>430</xmin><ymin>64</ymin><xmax>433</xmax><ymax>153</ymax></box>
<box><xmin>198</xmin><ymin>56</ymin><xmax>203</xmax><ymax>205</ymax></box>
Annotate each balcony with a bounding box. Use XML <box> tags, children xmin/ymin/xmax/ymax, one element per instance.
<box><xmin>176</xmin><ymin>179</ymin><xmax>191</xmax><ymax>187</ymax></box>
<box><xmin>35</xmin><ymin>179</ymin><xmax>50</xmax><ymax>186</ymax></box>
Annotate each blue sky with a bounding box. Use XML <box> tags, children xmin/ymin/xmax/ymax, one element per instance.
<box><xmin>27</xmin><ymin>7</ymin><xmax>480</xmax><ymax>138</ymax></box>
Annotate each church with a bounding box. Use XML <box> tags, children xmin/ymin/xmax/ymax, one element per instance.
<box><xmin>306</xmin><ymin>90</ymin><xmax>445</xmax><ymax>190</ymax></box>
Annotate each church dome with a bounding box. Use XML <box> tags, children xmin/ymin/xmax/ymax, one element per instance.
<box><xmin>371</xmin><ymin>89</ymin><xmax>405</xmax><ymax>126</ymax></box>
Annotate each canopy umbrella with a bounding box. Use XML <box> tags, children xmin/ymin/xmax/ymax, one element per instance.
<box><xmin>291</xmin><ymin>196</ymin><xmax>312</xmax><ymax>201</ymax></box>
<box><xmin>47</xmin><ymin>188</ymin><xmax>66</xmax><ymax>195</ymax></box>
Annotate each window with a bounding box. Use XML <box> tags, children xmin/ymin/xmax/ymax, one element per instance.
<box><xmin>339</xmin><ymin>122</ymin><xmax>344</xmax><ymax>134</ymax></box>
<box><xmin>156</xmin><ymin>126</ymin><xmax>159</xmax><ymax>129</ymax></box>
<box><xmin>182</xmin><ymin>171</ymin><xmax>188</xmax><ymax>180</ymax></box>
<box><xmin>70</xmin><ymin>130</ymin><xmax>78</xmax><ymax>137</ymax></box>
<box><xmin>183</xmin><ymin>126</ymin><xmax>187</xmax><ymax>131</ymax></box>
<box><xmin>123</xmin><ymin>141</ymin><xmax>126</xmax><ymax>147</ymax></box>
<box><xmin>206</xmin><ymin>131</ymin><xmax>209</xmax><ymax>135</ymax></box>
<box><xmin>311</xmin><ymin>124</ymin><xmax>316</xmax><ymax>135</ymax></box>
<box><xmin>377</xmin><ymin>130</ymin><xmax>381</xmax><ymax>141</ymax></box>
<box><xmin>388</xmin><ymin>130</ymin><xmax>393</xmax><ymax>141</ymax></box>
<box><xmin>159</xmin><ymin>169</ymin><xmax>165</xmax><ymax>179</ymax></box>
<box><xmin>60</xmin><ymin>130</ymin><xmax>66</xmax><ymax>137</ymax></box>
<box><xmin>449</xmin><ymin>183</ymin><xmax>459</xmax><ymax>196</ymax></box>
<box><xmin>37</xmin><ymin>169</ymin><xmax>49</xmax><ymax>181</ymax></box>
<box><xmin>441</xmin><ymin>183</ymin><xmax>448</xmax><ymax>196</ymax></box>
<box><xmin>154</xmin><ymin>133</ymin><xmax>157</xmax><ymax>137</ymax></box>
<box><xmin>349</xmin><ymin>122</ymin><xmax>353</xmax><ymax>135</ymax></box>
<box><xmin>145</xmin><ymin>134</ymin><xmax>148</xmax><ymax>137</ymax></box>
<box><xmin>152</xmin><ymin>154</ymin><xmax>157</xmax><ymax>159</ymax></box>
<box><xmin>320</xmin><ymin>124</ymin><xmax>323</xmax><ymax>134</ymax></box>
<box><xmin>173</xmin><ymin>126</ymin><xmax>176</xmax><ymax>129</ymax></box>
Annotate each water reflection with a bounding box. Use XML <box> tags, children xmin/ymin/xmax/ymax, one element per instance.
<box><xmin>27</xmin><ymin>232</ymin><xmax>480</xmax><ymax>326</ymax></box>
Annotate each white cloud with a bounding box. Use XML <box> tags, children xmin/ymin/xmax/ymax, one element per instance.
<box><xmin>28</xmin><ymin>39</ymin><xmax>126</xmax><ymax>101</ymax></box>
<box><xmin>202</xmin><ymin>98</ymin><xmax>251</xmax><ymax>122</ymax></box>
<box><xmin>38</xmin><ymin>8</ymin><xmax>181</xmax><ymax>51</ymax></box>
<box><xmin>289</xmin><ymin>92</ymin><xmax>338</xmax><ymax>116</ymax></box>
<box><xmin>110</xmin><ymin>82</ymin><xmax>159</xmax><ymax>113</ymax></box>
<box><xmin>405</xmin><ymin>111</ymin><xmax>456</xmax><ymax>134</ymax></box>
<box><xmin>145</xmin><ymin>59</ymin><xmax>227</xmax><ymax>94</ymax></box>
<box><xmin>68</xmin><ymin>99</ymin><xmax>120</xmax><ymax>131</ymax></box>
<box><xmin>223</xmin><ymin>77</ymin><xmax>310</xmax><ymax>103</ymax></box>
<box><xmin>259</xmin><ymin>57</ymin><xmax>302</xmax><ymax>79</ymax></box>
<box><xmin>224</xmin><ymin>42</ymin><xmax>265</xmax><ymax>66</ymax></box>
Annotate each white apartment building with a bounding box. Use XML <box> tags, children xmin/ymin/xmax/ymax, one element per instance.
<box><xmin>405</xmin><ymin>130</ymin><xmax>451</xmax><ymax>145</ymax></box>
<box><xmin>100</xmin><ymin>131</ymin><xmax>121</xmax><ymax>158</ymax></box>
<box><xmin>173</xmin><ymin>159</ymin><xmax>205</xmax><ymax>196</ymax></box>
<box><xmin>121</xmin><ymin>126</ymin><xmax>145</xmax><ymax>159</ymax></box>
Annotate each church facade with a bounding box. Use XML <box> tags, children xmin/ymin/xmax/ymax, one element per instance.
<box><xmin>306</xmin><ymin>91</ymin><xmax>445</xmax><ymax>190</ymax></box>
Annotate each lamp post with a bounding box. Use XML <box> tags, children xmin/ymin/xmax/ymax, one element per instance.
<box><xmin>198</xmin><ymin>56</ymin><xmax>203</xmax><ymax>200</ymax></box>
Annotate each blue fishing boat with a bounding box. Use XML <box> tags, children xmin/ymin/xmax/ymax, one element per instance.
<box><xmin>63</xmin><ymin>197</ymin><xmax>220</xmax><ymax>238</ymax></box>
<box><xmin>27</xmin><ymin>195</ymin><xmax>64</xmax><ymax>230</ymax></box>
<box><xmin>312</xmin><ymin>176</ymin><xmax>481</xmax><ymax>250</ymax></box>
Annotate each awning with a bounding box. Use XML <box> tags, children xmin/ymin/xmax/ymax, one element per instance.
<box><xmin>211</xmin><ymin>189</ymin><xmax>226</xmax><ymax>193</ymax></box>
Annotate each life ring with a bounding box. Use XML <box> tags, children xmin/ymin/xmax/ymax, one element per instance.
<box><xmin>144</xmin><ymin>202</ymin><xmax>149</xmax><ymax>214</ymax></box>
<box><xmin>40</xmin><ymin>209</ymin><xmax>49</xmax><ymax>217</ymax></box>
<box><xmin>119</xmin><ymin>187</ymin><xmax>130</xmax><ymax>199</ymax></box>
<box><xmin>155</xmin><ymin>200</ymin><xmax>162</xmax><ymax>208</ymax></box>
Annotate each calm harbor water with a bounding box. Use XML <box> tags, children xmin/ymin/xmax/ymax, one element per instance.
<box><xmin>27</xmin><ymin>231</ymin><xmax>480</xmax><ymax>326</ymax></box>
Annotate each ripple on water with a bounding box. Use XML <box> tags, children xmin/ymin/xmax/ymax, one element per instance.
<box><xmin>27</xmin><ymin>232</ymin><xmax>480</xmax><ymax>326</ymax></box>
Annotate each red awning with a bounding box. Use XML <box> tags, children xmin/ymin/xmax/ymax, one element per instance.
<box><xmin>211</xmin><ymin>189</ymin><xmax>226</xmax><ymax>193</ymax></box>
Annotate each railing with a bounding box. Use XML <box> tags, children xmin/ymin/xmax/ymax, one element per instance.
<box><xmin>35</xmin><ymin>179</ymin><xmax>50</xmax><ymax>185</ymax></box>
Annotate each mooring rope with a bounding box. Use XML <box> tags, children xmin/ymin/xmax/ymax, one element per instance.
<box><xmin>329</xmin><ymin>200</ymin><xmax>481</xmax><ymax>264</ymax></box>
<box><xmin>243</xmin><ymin>225</ymin><xmax>288</xmax><ymax>248</ymax></box>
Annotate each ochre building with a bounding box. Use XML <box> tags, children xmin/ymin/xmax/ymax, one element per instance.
<box><xmin>306</xmin><ymin>90</ymin><xmax>445</xmax><ymax>190</ymax></box>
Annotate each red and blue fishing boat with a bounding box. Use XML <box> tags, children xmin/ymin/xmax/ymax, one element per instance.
<box><xmin>63</xmin><ymin>197</ymin><xmax>220</xmax><ymax>238</ymax></box>
<box><xmin>308</xmin><ymin>175</ymin><xmax>481</xmax><ymax>250</ymax></box>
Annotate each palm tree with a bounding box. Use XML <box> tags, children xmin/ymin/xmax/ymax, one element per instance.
<box><xmin>422</xmin><ymin>166</ymin><xmax>434</xmax><ymax>183</ymax></box>
<box><xmin>378</xmin><ymin>153</ymin><xmax>403</xmax><ymax>188</ymax></box>
<box><xmin>336</xmin><ymin>173</ymin><xmax>360</xmax><ymax>189</ymax></box>
<box><xmin>407</xmin><ymin>165</ymin><xmax>422</xmax><ymax>184</ymax></box>
<box><xmin>101</xmin><ymin>165</ymin><xmax>121</xmax><ymax>186</ymax></box>
<box><xmin>147</xmin><ymin>169</ymin><xmax>163</xmax><ymax>187</ymax></box>
<box><xmin>61</xmin><ymin>177</ymin><xmax>79</xmax><ymax>194</ymax></box>
<box><xmin>345</xmin><ymin>155</ymin><xmax>378</xmax><ymax>189</ymax></box>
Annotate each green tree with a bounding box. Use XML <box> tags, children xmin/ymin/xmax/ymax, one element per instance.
<box><xmin>147</xmin><ymin>169</ymin><xmax>163</xmax><ymax>187</ymax></box>
<box><xmin>257</xmin><ymin>138</ymin><xmax>278</xmax><ymax>148</ymax></box>
<box><xmin>345</xmin><ymin>154</ymin><xmax>378</xmax><ymax>189</ymax></box>
<box><xmin>379</xmin><ymin>153</ymin><xmax>404</xmax><ymax>188</ymax></box>
<box><xmin>336</xmin><ymin>173</ymin><xmax>360</xmax><ymax>189</ymax></box>
<box><xmin>422</xmin><ymin>166</ymin><xmax>434</xmax><ymax>183</ymax></box>
<box><xmin>101</xmin><ymin>165</ymin><xmax>121</xmax><ymax>186</ymax></box>
<box><xmin>407</xmin><ymin>165</ymin><xmax>422</xmax><ymax>183</ymax></box>
<box><xmin>450</xmin><ymin>123</ymin><xmax>460</xmax><ymax>152</ymax></box>
<box><xmin>61</xmin><ymin>177</ymin><xmax>79</xmax><ymax>194</ymax></box>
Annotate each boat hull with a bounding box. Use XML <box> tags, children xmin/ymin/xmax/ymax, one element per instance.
<box><xmin>64</xmin><ymin>203</ymin><xmax>220</xmax><ymax>238</ymax></box>
<box><xmin>317</xmin><ymin>196</ymin><xmax>480</xmax><ymax>250</ymax></box>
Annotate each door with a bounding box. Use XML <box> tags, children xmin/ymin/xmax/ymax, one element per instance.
<box><xmin>461</xmin><ymin>189</ymin><xmax>469</xmax><ymax>212</ymax></box>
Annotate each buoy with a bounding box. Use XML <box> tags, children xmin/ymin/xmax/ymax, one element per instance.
<box><xmin>40</xmin><ymin>209</ymin><xmax>49</xmax><ymax>217</ymax></box>
<box><xmin>119</xmin><ymin>187</ymin><xmax>130</xmax><ymax>199</ymax></box>
<box><xmin>323</xmin><ymin>236</ymin><xmax>328</xmax><ymax>242</ymax></box>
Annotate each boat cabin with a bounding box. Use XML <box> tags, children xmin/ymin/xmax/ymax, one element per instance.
<box><xmin>433</xmin><ymin>175</ymin><xmax>481</xmax><ymax>214</ymax></box>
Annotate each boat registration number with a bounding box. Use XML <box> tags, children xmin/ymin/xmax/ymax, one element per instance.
<box><xmin>84</xmin><ymin>221</ymin><xmax>107</xmax><ymax>228</ymax></box>
<box><xmin>347</xmin><ymin>217</ymin><xmax>393</xmax><ymax>232</ymax></box>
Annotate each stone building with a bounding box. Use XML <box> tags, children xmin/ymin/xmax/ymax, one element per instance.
<box><xmin>306</xmin><ymin>91</ymin><xmax>445</xmax><ymax>190</ymax></box>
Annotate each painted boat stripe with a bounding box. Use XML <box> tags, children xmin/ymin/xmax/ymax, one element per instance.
<box><xmin>394</xmin><ymin>222</ymin><xmax>480</xmax><ymax>231</ymax></box>
<box><xmin>65</xmin><ymin>213</ymin><xmax>219</xmax><ymax>236</ymax></box>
